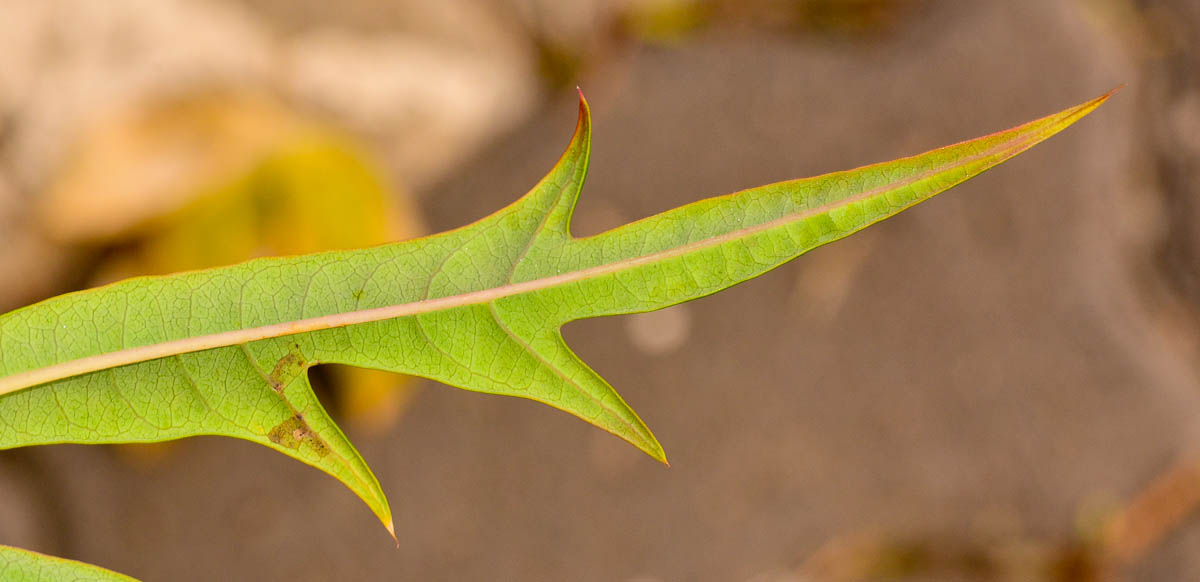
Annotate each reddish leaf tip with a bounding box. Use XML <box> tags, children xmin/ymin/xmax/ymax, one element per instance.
<box><xmin>1088</xmin><ymin>85</ymin><xmax>1124</xmax><ymax>108</ymax></box>
<box><xmin>576</xmin><ymin>87</ymin><xmax>590</xmax><ymax>119</ymax></box>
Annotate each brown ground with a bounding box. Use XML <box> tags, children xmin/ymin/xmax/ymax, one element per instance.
<box><xmin>4</xmin><ymin>1</ymin><xmax>1200</xmax><ymax>581</ymax></box>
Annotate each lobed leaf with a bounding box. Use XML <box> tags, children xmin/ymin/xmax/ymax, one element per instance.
<box><xmin>0</xmin><ymin>89</ymin><xmax>1113</xmax><ymax>535</ymax></box>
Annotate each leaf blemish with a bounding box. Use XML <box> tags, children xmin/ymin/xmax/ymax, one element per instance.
<box><xmin>267</xmin><ymin>346</ymin><xmax>307</xmax><ymax>394</ymax></box>
<box><xmin>267</xmin><ymin>414</ymin><xmax>329</xmax><ymax>458</ymax></box>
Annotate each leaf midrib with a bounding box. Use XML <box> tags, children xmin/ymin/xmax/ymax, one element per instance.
<box><xmin>0</xmin><ymin>124</ymin><xmax>1046</xmax><ymax>398</ymax></box>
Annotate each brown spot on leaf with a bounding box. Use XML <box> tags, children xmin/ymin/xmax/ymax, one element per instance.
<box><xmin>309</xmin><ymin>438</ymin><xmax>329</xmax><ymax>457</ymax></box>
<box><xmin>267</xmin><ymin>414</ymin><xmax>329</xmax><ymax>458</ymax></box>
<box><xmin>268</xmin><ymin>345</ymin><xmax>307</xmax><ymax>394</ymax></box>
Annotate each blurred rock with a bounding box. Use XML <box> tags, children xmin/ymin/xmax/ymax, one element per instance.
<box><xmin>0</xmin><ymin>0</ymin><xmax>274</xmax><ymax>195</ymax></box>
<box><xmin>0</xmin><ymin>0</ymin><xmax>540</xmax><ymax>195</ymax></box>
<box><xmin>286</xmin><ymin>32</ymin><xmax>537</xmax><ymax>189</ymax></box>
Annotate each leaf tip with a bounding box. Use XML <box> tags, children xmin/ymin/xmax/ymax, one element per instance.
<box><xmin>385</xmin><ymin>518</ymin><xmax>398</xmax><ymax>545</ymax></box>
<box><xmin>1092</xmin><ymin>84</ymin><xmax>1124</xmax><ymax>106</ymax></box>
<box><xmin>612</xmin><ymin>415</ymin><xmax>669</xmax><ymax>466</ymax></box>
<box><xmin>1073</xmin><ymin>85</ymin><xmax>1123</xmax><ymax>118</ymax></box>
<box><xmin>575</xmin><ymin>87</ymin><xmax>591</xmax><ymax>132</ymax></box>
<box><xmin>637</xmin><ymin>432</ymin><xmax>670</xmax><ymax>467</ymax></box>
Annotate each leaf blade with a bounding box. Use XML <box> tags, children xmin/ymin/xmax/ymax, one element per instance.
<box><xmin>0</xmin><ymin>89</ymin><xmax>1113</xmax><ymax>531</ymax></box>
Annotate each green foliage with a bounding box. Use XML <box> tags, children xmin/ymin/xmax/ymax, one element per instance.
<box><xmin>0</xmin><ymin>545</ymin><xmax>136</xmax><ymax>582</ymax></box>
<box><xmin>0</xmin><ymin>91</ymin><xmax>1111</xmax><ymax>579</ymax></box>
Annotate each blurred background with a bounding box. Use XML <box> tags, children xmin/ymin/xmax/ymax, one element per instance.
<box><xmin>1</xmin><ymin>0</ymin><xmax>1199</xmax><ymax>580</ymax></box>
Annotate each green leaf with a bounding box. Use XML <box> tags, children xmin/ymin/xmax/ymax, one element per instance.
<box><xmin>0</xmin><ymin>89</ymin><xmax>1113</xmax><ymax>535</ymax></box>
<box><xmin>0</xmin><ymin>545</ymin><xmax>138</xmax><ymax>582</ymax></box>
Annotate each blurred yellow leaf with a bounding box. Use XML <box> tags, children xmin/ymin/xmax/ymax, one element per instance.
<box><xmin>624</xmin><ymin>0</ymin><xmax>710</xmax><ymax>45</ymax></box>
